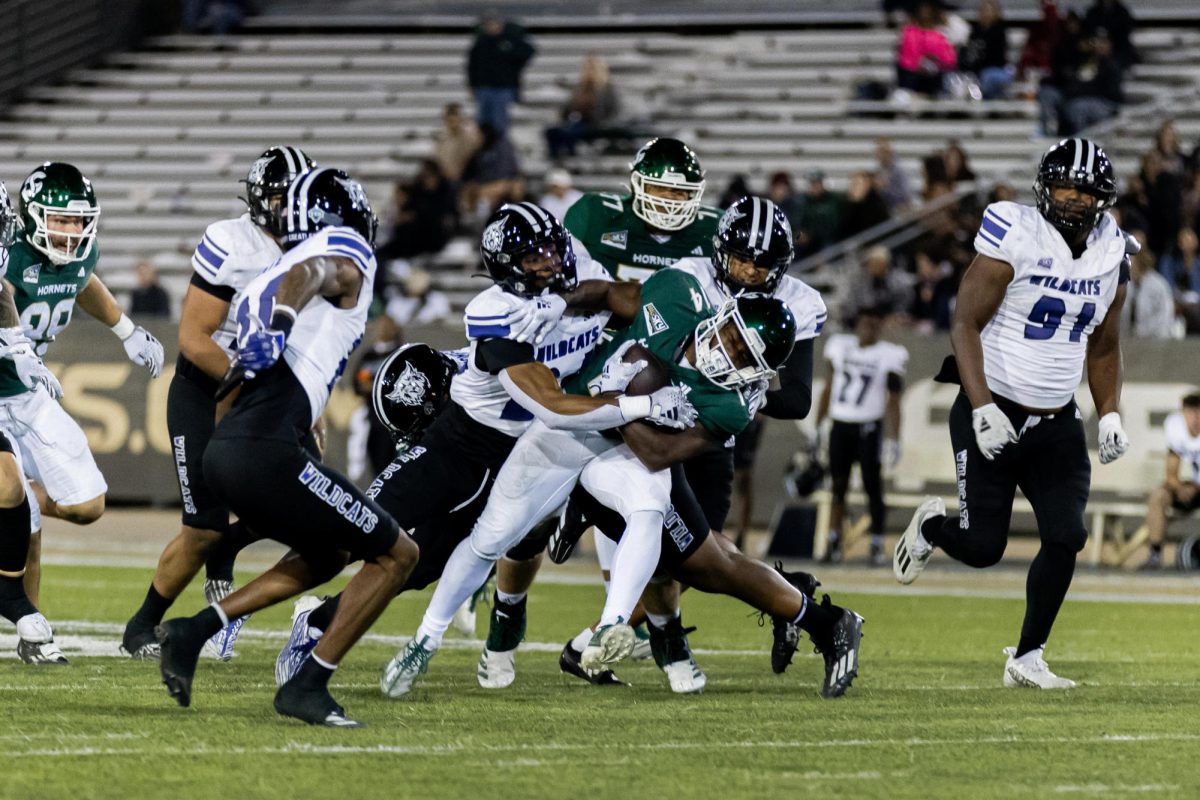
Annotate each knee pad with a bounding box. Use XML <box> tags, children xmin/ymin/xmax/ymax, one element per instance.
<box><xmin>970</xmin><ymin>537</ymin><xmax>1009</xmax><ymax>569</ymax></box>
<box><xmin>1047</xmin><ymin>528</ymin><xmax>1088</xmax><ymax>555</ymax></box>
<box><xmin>0</xmin><ymin>496</ymin><xmax>32</xmax><ymax>574</ymax></box>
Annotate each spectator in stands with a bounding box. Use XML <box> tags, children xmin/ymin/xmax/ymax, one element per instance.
<box><xmin>1084</xmin><ymin>0</ymin><xmax>1137</xmax><ymax>70</ymax></box>
<box><xmin>544</xmin><ymin>54</ymin><xmax>620</xmax><ymax>161</ymax></box>
<box><xmin>385</xmin><ymin>266</ymin><xmax>452</xmax><ymax>331</ymax></box>
<box><xmin>377</xmin><ymin>160</ymin><xmax>459</xmax><ymax>263</ymax></box>
<box><xmin>843</xmin><ymin>245</ymin><xmax>913</xmax><ymax>322</ymax></box>
<box><xmin>795</xmin><ymin>170</ymin><xmax>845</xmax><ymax>257</ymax></box>
<box><xmin>839</xmin><ymin>170</ymin><xmax>891</xmax><ymax>241</ymax></box>
<box><xmin>942</xmin><ymin>141</ymin><xmax>977</xmax><ymax>184</ymax></box>
<box><xmin>718</xmin><ymin>174</ymin><xmax>752</xmax><ymax>210</ymax></box>
<box><xmin>460</xmin><ymin>123</ymin><xmax>522</xmax><ymax>225</ymax></box>
<box><xmin>433</xmin><ymin>103</ymin><xmax>482</xmax><ymax>183</ymax></box>
<box><xmin>894</xmin><ymin>0</ymin><xmax>958</xmax><ymax>98</ymax></box>
<box><xmin>129</xmin><ymin>260</ymin><xmax>171</xmax><ymax>318</ymax></box>
<box><xmin>938</xmin><ymin>2</ymin><xmax>971</xmax><ymax>50</ymax></box>
<box><xmin>875</xmin><ymin>137</ymin><xmax>913</xmax><ymax>213</ymax></box>
<box><xmin>1114</xmin><ymin>172</ymin><xmax>1151</xmax><ymax>234</ymax></box>
<box><xmin>1121</xmin><ymin>234</ymin><xmax>1178</xmax><ymax>340</ymax></box>
<box><xmin>538</xmin><ymin>168</ymin><xmax>582</xmax><ymax>222</ymax></box>
<box><xmin>909</xmin><ymin>250</ymin><xmax>955</xmax><ymax>333</ymax></box>
<box><xmin>989</xmin><ymin>182</ymin><xmax>1017</xmax><ymax>203</ymax></box>
<box><xmin>1142</xmin><ymin>146</ymin><xmax>1185</xmax><ymax>257</ymax></box>
<box><xmin>466</xmin><ymin>12</ymin><xmax>536</xmax><ymax>134</ymax></box>
<box><xmin>1018</xmin><ymin>0</ymin><xmax>1062</xmax><ymax>83</ymax></box>
<box><xmin>1160</xmin><ymin>227</ymin><xmax>1200</xmax><ymax>294</ymax></box>
<box><xmin>181</xmin><ymin>0</ymin><xmax>247</xmax><ymax>35</ymax></box>
<box><xmin>767</xmin><ymin>171</ymin><xmax>805</xmax><ymax>234</ymax></box>
<box><xmin>959</xmin><ymin>0</ymin><xmax>1012</xmax><ymax>100</ymax></box>
<box><xmin>1036</xmin><ymin>26</ymin><xmax>1124</xmax><ymax>137</ymax></box>
<box><xmin>1139</xmin><ymin>392</ymin><xmax>1200</xmax><ymax>570</ymax></box>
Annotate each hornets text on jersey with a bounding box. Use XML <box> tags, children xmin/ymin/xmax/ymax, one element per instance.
<box><xmin>973</xmin><ymin>200</ymin><xmax>1128</xmax><ymax>409</ymax></box>
<box><xmin>191</xmin><ymin>213</ymin><xmax>283</xmax><ymax>357</ymax></box>
<box><xmin>823</xmin><ymin>333</ymin><xmax>908</xmax><ymax>424</ymax></box>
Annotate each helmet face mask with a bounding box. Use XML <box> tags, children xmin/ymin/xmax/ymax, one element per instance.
<box><xmin>480</xmin><ymin>202</ymin><xmax>578</xmax><ymax>297</ymax></box>
<box><xmin>712</xmin><ymin>196</ymin><xmax>794</xmax><ymax>294</ymax></box>
<box><xmin>242</xmin><ymin>145</ymin><xmax>317</xmax><ymax>237</ymax></box>
<box><xmin>371</xmin><ymin>343</ymin><xmax>458</xmax><ymax>450</ymax></box>
<box><xmin>0</xmin><ymin>182</ymin><xmax>18</xmax><ymax>249</ymax></box>
<box><xmin>19</xmin><ymin>163</ymin><xmax>100</xmax><ymax>266</ymax></box>
<box><xmin>629</xmin><ymin>138</ymin><xmax>706</xmax><ymax>231</ymax></box>
<box><xmin>1033</xmin><ymin>138</ymin><xmax>1117</xmax><ymax>238</ymax></box>
<box><xmin>693</xmin><ymin>296</ymin><xmax>796</xmax><ymax>390</ymax></box>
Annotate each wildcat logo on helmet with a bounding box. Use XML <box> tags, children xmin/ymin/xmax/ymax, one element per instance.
<box><xmin>333</xmin><ymin>175</ymin><xmax>371</xmax><ymax>208</ymax></box>
<box><xmin>482</xmin><ymin>218</ymin><xmax>506</xmax><ymax>254</ymax></box>
<box><xmin>717</xmin><ymin>206</ymin><xmax>745</xmax><ymax>236</ymax></box>
<box><xmin>385</xmin><ymin>362</ymin><xmax>432</xmax><ymax>408</ymax></box>
<box><xmin>247</xmin><ymin>157</ymin><xmax>272</xmax><ymax>186</ymax></box>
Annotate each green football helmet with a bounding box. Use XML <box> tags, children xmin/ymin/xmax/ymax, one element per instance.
<box><xmin>0</xmin><ymin>181</ymin><xmax>17</xmax><ymax>248</ymax></box>
<box><xmin>629</xmin><ymin>137</ymin><xmax>706</xmax><ymax>231</ymax></box>
<box><xmin>19</xmin><ymin>162</ymin><xmax>100</xmax><ymax>266</ymax></box>
<box><xmin>694</xmin><ymin>294</ymin><xmax>795</xmax><ymax>390</ymax></box>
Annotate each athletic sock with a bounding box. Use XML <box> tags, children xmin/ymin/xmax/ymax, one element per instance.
<box><xmin>796</xmin><ymin>596</ymin><xmax>838</xmax><ymax>649</ymax></box>
<box><xmin>598</xmin><ymin>510</ymin><xmax>663</xmax><ymax>627</ymax></box>
<box><xmin>1016</xmin><ymin>542</ymin><xmax>1077</xmax><ymax>657</ymax></box>
<box><xmin>646</xmin><ymin>610</ymin><xmax>677</xmax><ymax>629</ymax></box>
<box><xmin>570</xmin><ymin>626</ymin><xmax>594</xmax><ymax>652</ymax></box>
<box><xmin>307</xmin><ymin>594</ymin><xmax>340</xmax><ymax>632</ymax></box>
<box><xmin>191</xmin><ymin>606</ymin><xmax>225</xmax><ymax>640</ymax></box>
<box><xmin>0</xmin><ymin>576</ymin><xmax>37</xmax><ymax>625</ymax></box>
<box><xmin>920</xmin><ymin>515</ymin><xmax>946</xmax><ymax>546</ymax></box>
<box><xmin>1149</xmin><ymin>542</ymin><xmax>1163</xmax><ymax>555</ymax></box>
<box><xmin>495</xmin><ymin>589</ymin><xmax>526</xmax><ymax>606</ymax></box>
<box><xmin>133</xmin><ymin>585</ymin><xmax>173</xmax><ymax>628</ymax></box>
<box><xmin>293</xmin><ymin>654</ymin><xmax>335</xmax><ymax>690</ymax></box>
<box><xmin>416</xmin><ymin>537</ymin><xmax>495</xmax><ymax>649</ymax></box>
<box><xmin>204</xmin><ymin>521</ymin><xmax>254</xmax><ymax>582</ymax></box>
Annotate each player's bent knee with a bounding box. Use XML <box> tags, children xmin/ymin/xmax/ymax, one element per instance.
<box><xmin>181</xmin><ymin>526</ymin><xmax>225</xmax><ymax>553</ymax></box>
<box><xmin>0</xmin><ymin>479</ymin><xmax>26</xmax><ymax>508</ymax></box>
<box><xmin>965</xmin><ymin>538</ymin><xmax>1008</xmax><ymax>568</ymax></box>
<box><xmin>59</xmin><ymin>495</ymin><xmax>105</xmax><ymax>525</ymax></box>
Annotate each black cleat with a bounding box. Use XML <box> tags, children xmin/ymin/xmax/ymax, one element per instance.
<box><xmin>815</xmin><ymin>602</ymin><xmax>864</xmax><ymax>699</ymax></box>
<box><xmin>559</xmin><ymin>641</ymin><xmax>624</xmax><ymax>686</ymax></box>
<box><xmin>547</xmin><ymin>497</ymin><xmax>589</xmax><ymax>564</ymax></box>
<box><xmin>121</xmin><ymin>618</ymin><xmax>161</xmax><ymax>661</ymax></box>
<box><xmin>155</xmin><ymin>619</ymin><xmax>206</xmax><ymax>708</ymax></box>
<box><xmin>770</xmin><ymin>562</ymin><xmax>821</xmax><ymax>674</ymax></box>
<box><xmin>274</xmin><ymin>681</ymin><xmax>365</xmax><ymax>728</ymax></box>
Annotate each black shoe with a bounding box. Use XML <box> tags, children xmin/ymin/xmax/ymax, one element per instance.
<box><xmin>559</xmin><ymin>641</ymin><xmax>624</xmax><ymax>686</ymax></box>
<box><xmin>770</xmin><ymin>562</ymin><xmax>821</xmax><ymax>674</ymax></box>
<box><xmin>819</xmin><ymin>546</ymin><xmax>843</xmax><ymax>565</ymax></box>
<box><xmin>647</xmin><ymin>616</ymin><xmax>697</xmax><ymax>669</ymax></box>
<box><xmin>485</xmin><ymin>594</ymin><xmax>527</xmax><ymax>652</ymax></box>
<box><xmin>815</xmin><ymin>601</ymin><xmax>864</xmax><ymax>699</ymax></box>
<box><xmin>274</xmin><ymin>681</ymin><xmax>365</xmax><ymax>728</ymax></box>
<box><xmin>121</xmin><ymin>617</ymin><xmax>161</xmax><ymax>661</ymax></box>
<box><xmin>547</xmin><ymin>497</ymin><xmax>589</xmax><ymax>564</ymax></box>
<box><xmin>155</xmin><ymin>619</ymin><xmax>206</xmax><ymax>708</ymax></box>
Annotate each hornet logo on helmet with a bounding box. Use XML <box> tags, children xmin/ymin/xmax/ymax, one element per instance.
<box><xmin>386</xmin><ymin>362</ymin><xmax>432</xmax><ymax>408</ymax></box>
<box><xmin>21</xmin><ymin>171</ymin><xmax>46</xmax><ymax>204</ymax></box>
<box><xmin>482</xmin><ymin>218</ymin><xmax>506</xmax><ymax>253</ymax></box>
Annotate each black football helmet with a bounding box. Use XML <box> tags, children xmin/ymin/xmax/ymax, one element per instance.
<box><xmin>241</xmin><ymin>146</ymin><xmax>317</xmax><ymax>236</ymax></box>
<box><xmin>713</xmin><ymin>196</ymin><xmax>795</xmax><ymax>294</ymax></box>
<box><xmin>371</xmin><ymin>343</ymin><xmax>459</xmax><ymax>449</ymax></box>
<box><xmin>479</xmin><ymin>202</ymin><xmax>577</xmax><ymax>296</ymax></box>
<box><xmin>1033</xmin><ymin>138</ymin><xmax>1117</xmax><ymax>237</ymax></box>
<box><xmin>275</xmin><ymin>167</ymin><xmax>377</xmax><ymax>250</ymax></box>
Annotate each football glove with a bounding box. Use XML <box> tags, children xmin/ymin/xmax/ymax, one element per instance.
<box><xmin>645</xmin><ymin>385</ymin><xmax>697</xmax><ymax>430</ymax></box>
<box><xmin>236</xmin><ymin>314</ymin><xmax>287</xmax><ymax>376</ymax></box>
<box><xmin>0</xmin><ymin>327</ymin><xmax>63</xmax><ymax>399</ymax></box>
<box><xmin>587</xmin><ymin>340</ymin><xmax>646</xmax><ymax>396</ymax></box>
<box><xmin>971</xmin><ymin>402</ymin><xmax>1017</xmax><ymax>460</ymax></box>
<box><xmin>1098</xmin><ymin>412</ymin><xmax>1130</xmax><ymax>465</ymax></box>
<box><xmin>122</xmin><ymin>326</ymin><xmax>165</xmax><ymax>378</ymax></box>
<box><xmin>442</xmin><ymin>346</ymin><xmax>471</xmax><ymax>375</ymax></box>
<box><xmin>504</xmin><ymin>293</ymin><xmax>567</xmax><ymax>345</ymax></box>
<box><xmin>882</xmin><ymin>438</ymin><xmax>902</xmax><ymax>469</ymax></box>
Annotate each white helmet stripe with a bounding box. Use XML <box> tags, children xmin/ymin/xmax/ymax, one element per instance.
<box><xmin>508</xmin><ymin>202</ymin><xmax>544</xmax><ymax>233</ymax></box>
<box><xmin>279</xmin><ymin>146</ymin><xmax>298</xmax><ymax>176</ymax></box>
<box><xmin>760</xmin><ymin>198</ymin><xmax>776</xmax><ymax>252</ymax></box>
<box><xmin>525</xmin><ymin>202</ymin><xmax>553</xmax><ymax>228</ymax></box>
<box><xmin>1071</xmin><ymin>138</ymin><xmax>1084</xmax><ymax>172</ymax></box>
<box><xmin>288</xmin><ymin>166</ymin><xmax>326</xmax><ymax>234</ymax></box>
<box><xmin>749</xmin><ymin>197</ymin><xmax>762</xmax><ymax>249</ymax></box>
<box><xmin>1085</xmin><ymin>140</ymin><xmax>1095</xmax><ymax>174</ymax></box>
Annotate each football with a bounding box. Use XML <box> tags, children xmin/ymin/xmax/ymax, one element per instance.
<box><xmin>622</xmin><ymin>342</ymin><xmax>671</xmax><ymax>396</ymax></box>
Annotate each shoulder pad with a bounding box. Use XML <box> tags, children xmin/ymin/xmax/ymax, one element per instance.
<box><xmin>464</xmin><ymin>287</ymin><xmax>522</xmax><ymax>340</ymax></box>
<box><xmin>779</xmin><ymin>275</ymin><xmax>827</xmax><ymax>340</ymax></box>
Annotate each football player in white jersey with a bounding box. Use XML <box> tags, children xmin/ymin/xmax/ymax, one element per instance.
<box><xmin>1139</xmin><ymin>392</ymin><xmax>1200</xmax><ymax>569</ymax></box>
<box><xmin>893</xmin><ymin>138</ymin><xmax>1131</xmax><ymax>689</ymax></box>
<box><xmin>153</xmin><ymin>169</ymin><xmax>412</xmax><ymax>727</ymax></box>
<box><xmin>815</xmin><ymin>305</ymin><xmax>908</xmax><ymax>565</ymax></box>
<box><xmin>0</xmin><ymin>181</ymin><xmax>68</xmax><ymax>664</ymax></box>
<box><xmin>122</xmin><ymin>146</ymin><xmax>315</xmax><ymax>661</ymax></box>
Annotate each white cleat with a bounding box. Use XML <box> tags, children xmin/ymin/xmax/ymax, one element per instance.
<box><xmin>662</xmin><ymin>657</ymin><xmax>707</xmax><ymax>694</ymax></box>
<box><xmin>380</xmin><ymin>636</ymin><xmax>436</xmax><ymax>698</ymax></box>
<box><xmin>477</xmin><ymin>648</ymin><xmax>517</xmax><ymax>689</ymax></box>
<box><xmin>580</xmin><ymin>621</ymin><xmax>635</xmax><ymax>672</ymax></box>
<box><xmin>275</xmin><ymin>595</ymin><xmax>325</xmax><ymax>687</ymax></box>
<box><xmin>894</xmin><ymin>496</ymin><xmax>945</xmax><ymax>585</ymax></box>
<box><xmin>1002</xmin><ymin>646</ymin><xmax>1077</xmax><ymax>689</ymax></box>
<box><xmin>16</xmin><ymin>614</ymin><xmax>68</xmax><ymax>665</ymax></box>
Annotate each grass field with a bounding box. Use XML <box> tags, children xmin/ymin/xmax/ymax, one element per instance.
<box><xmin>3</xmin><ymin>557</ymin><xmax>1199</xmax><ymax>800</ymax></box>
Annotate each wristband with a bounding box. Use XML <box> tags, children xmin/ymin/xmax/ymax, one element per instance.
<box><xmin>270</xmin><ymin>305</ymin><xmax>297</xmax><ymax>336</ymax></box>
<box><xmin>617</xmin><ymin>395</ymin><xmax>652</xmax><ymax>421</ymax></box>
<box><xmin>110</xmin><ymin>314</ymin><xmax>136</xmax><ymax>340</ymax></box>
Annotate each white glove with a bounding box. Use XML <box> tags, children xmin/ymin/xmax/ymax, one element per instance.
<box><xmin>0</xmin><ymin>328</ymin><xmax>63</xmax><ymax>399</ymax></box>
<box><xmin>971</xmin><ymin>402</ymin><xmax>1017</xmax><ymax>461</ymax></box>
<box><xmin>644</xmin><ymin>385</ymin><xmax>698</xmax><ymax>430</ymax></box>
<box><xmin>882</xmin><ymin>438</ymin><xmax>902</xmax><ymax>469</ymax></box>
<box><xmin>122</xmin><ymin>326</ymin><xmax>164</xmax><ymax>378</ymax></box>
<box><xmin>504</xmin><ymin>293</ymin><xmax>567</xmax><ymax>344</ymax></box>
<box><xmin>587</xmin><ymin>340</ymin><xmax>646</xmax><ymax>396</ymax></box>
<box><xmin>1098</xmin><ymin>411</ymin><xmax>1130</xmax><ymax>465</ymax></box>
<box><xmin>1122</xmin><ymin>230</ymin><xmax>1142</xmax><ymax>256</ymax></box>
<box><xmin>745</xmin><ymin>377</ymin><xmax>770</xmax><ymax>416</ymax></box>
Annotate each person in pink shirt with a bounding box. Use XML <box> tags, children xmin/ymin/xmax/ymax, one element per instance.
<box><xmin>896</xmin><ymin>0</ymin><xmax>958</xmax><ymax>96</ymax></box>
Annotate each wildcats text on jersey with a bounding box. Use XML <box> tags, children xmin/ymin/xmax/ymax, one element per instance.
<box><xmin>533</xmin><ymin>325</ymin><xmax>603</xmax><ymax>362</ymax></box>
<box><xmin>1028</xmin><ymin>275</ymin><xmax>1103</xmax><ymax>296</ymax></box>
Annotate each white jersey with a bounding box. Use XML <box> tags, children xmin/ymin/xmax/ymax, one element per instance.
<box><xmin>235</xmin><ymin>226</ymin><xmax>374</xmax><ymax>426</ymax></box>
<box><xmin>824</xmin><ymin>333</ymin><xmax>908</xmax><ymax>423</ymax></box>
<box><xmin>191</xmin><ymin>213</ymin><xmax>282</xmax><ymax>357</ymax></box>
<box><xmin>670</xmin><ymin>257</ymin><xmax>827</xmax><ymax>341</ymax></box>
<box><xmin>974</xmin><ymin>201</ymin><xmax>1127</xmax><ymax>408</ymax></box>
<box><xmin>452</xmin><ymin>257</ymin><xmax>612</xmax><ymax>438</ymax></box>
<box><xmin>1164</xmin><ymin>411</ymin><xmax>1200</xmax><ymax>485</ymax></box>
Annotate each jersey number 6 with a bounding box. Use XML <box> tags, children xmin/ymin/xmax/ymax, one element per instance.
<box><xmin>1023</xmin><ymin>295</ymin><xmax>1096</xmax><ymax>343</ymax></box>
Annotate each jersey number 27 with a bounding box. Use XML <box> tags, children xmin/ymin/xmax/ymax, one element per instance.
<box><xmin>1023</xmin><ymin>295</ymin><xmax>1096</xmax><ymax>343</ymax></box>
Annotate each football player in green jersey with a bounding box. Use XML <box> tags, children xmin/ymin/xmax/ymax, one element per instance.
<box><xmin>564</xmin><ymin>137</ymin><xmax>721</xmax><ymax>282</ymax></box>
<box><xmin>0</xmin><ymin>163</ymin><xmax>164</xmax><ymax>611</ymax></box>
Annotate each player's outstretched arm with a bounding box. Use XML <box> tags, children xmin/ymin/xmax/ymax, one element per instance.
<box><xmin>0</xmin><ymin>279</ymin><xmax>20</xmax><ymax>328</ymax></box>
<box><xmin>950</xmin><ymin>254</ymin><xmax>1013</xmax><ymax>410</ymax></box>
<box><xmin>759</xmin><ymin>339</ymin><xmax>815</xmax><ymax>420</ymax></box>
<box><xmin>77</xmin><ymin>274</ymin><xmax>165</xmax><ymax>378</ymax></box>
<box><xmin>562</xmin><ymin>279</ymin><xmax>642</xmax><ymax>322</ymax></box>
<box><xmin>1088</xmin><ymin>283</ymin><xmax>1129</xmax><ymax>464</ymax></box>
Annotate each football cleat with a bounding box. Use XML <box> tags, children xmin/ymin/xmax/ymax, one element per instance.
<box><xmin>631</xmin><ymin>622</ymin><xmax>653</xmax><ymax>661</ymax></box>
<box><xmin>477</xmin><ymin>593</ymin><xmax>526</xmax><ymax>689</ymax></box>
<box><xmin>275</xmin><ymin>678</ymin><xmax>364</xmax><ymax>728</ymax></box>
<box><xmin>815</xmin><ymin>604</ymin><xmax>864</xmax><ymax>699</ymax></box>
<box><xmin>155</xmin><ymin>618</ymin><xmax>208</xmax><ymax>707</ymax></box>
<box><xmin>203</xmin><ymin>578</ymin><xmax>233</xmax><ymax>606</ymax></box>
<box><xmin>1002</xmin><ymin>646</ymin><xmax>1076</xmax><ymax>689</ymax></box>
<box><xmin>580</xmin><ymin>620</ymin><xmax>635</xmax><ymax>671</ymax></box>
<box><xmin>380</xmin><ymin>636</ymin><xmax>436</xmax><ymax>698</ymax></box>
<box><xmin>894</xmin><ymin>496</ymin><xmax>944</xmax><ymax>585</ymax></box>
<box><xmin>648</xmin><ymin>617</ymin><xmax>706</xmax><ymax>694</ymax></box>
<box><xmin>477</xmin><ymin>648</ymin><xmax>517</xmax><ymax>690</ymax></box>
<box><xmin>769</xmin><ymin>562</ymin><xmax>820</xmax><ymax>675</ymax></box>
<box><xmin>559</xmin><ymin>641</ymin><xmax>624</xmax><ymax>686</ymax></box>
<box><xmin>547</xmin><ymin>496</ymin><xmax>589</xmax><ymax>564</ymax></box>
<box><xmin>16</xmin><ymin>614</ymin><xmax>68</xmax><ymax>665</ymax></box>
<box><xmin>120</xmin><ymin>619</ymin><xmax>161</xmax><ymax>661</ymax></box>
<box><xmin>276</xmin><ymin>595</ymin><xmax>325</xmax><ymax>688</ymax></box>
<box><xmin>202</xmin><ymin>578</ymin><xmax>248</xmax><ymax>661</ymax></box>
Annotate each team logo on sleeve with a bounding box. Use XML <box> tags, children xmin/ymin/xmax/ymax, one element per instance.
<box><xmin>643</xmin><ymin>303</ymin><xmax>669</xmax><ymax>336</ymax></box>
<box><xmin>482</xmin><ymin>219</ymin><xmax>506</xmax><ymax>253</ymax></box>
<box><xmin>23</xmin><ymin>265</ymin><xmax>39</xmax><ymax>284</ymax></box>
<box><xmin>600</xmin><ymin>230</ymin><xmax>628</xmax><ymax>250</ymax></box>
<box><xmin>1037</xmin><ymin>257</ymin><xmax>1054</xmax><ymax>270</ymax></box>
<box><xmin>385</xmin><ymin>362</ymin><xmax>432</xmax><ymax>408</ymax></box>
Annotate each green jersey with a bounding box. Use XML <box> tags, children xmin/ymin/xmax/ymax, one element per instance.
<box><xmin>563</xmin><ymin>192</ymin><xmax>721</xmax><ymax>282</ymax></box>
<box><xmin>564</xmin><ymin>269</ymin><xmax>752</xmax><ymax>440</ymax></box>
<box><xmin>0</xmin><ymin>233</ymin><xmax>98</xmax><ymax>397</ymax></box>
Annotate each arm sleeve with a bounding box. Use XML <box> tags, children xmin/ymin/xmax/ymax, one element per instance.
<box><xmin>498</xmin><ymin>368</ymin><xmax>641</xmax><ymax>431</ymax></box>
<box><xmin>190</xmin><ymin>272</ymin><xmax>236</xmax><ymax>302</ymax></box>
<box><xmin>760</xmin><ymin>338</ymin><xmax>815</xmax><ymax>420</ymax></box>
<box><xmin>474</xmin><ymin>338</ymin><xmax>535</xmax><ymax>374</ymax></box>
